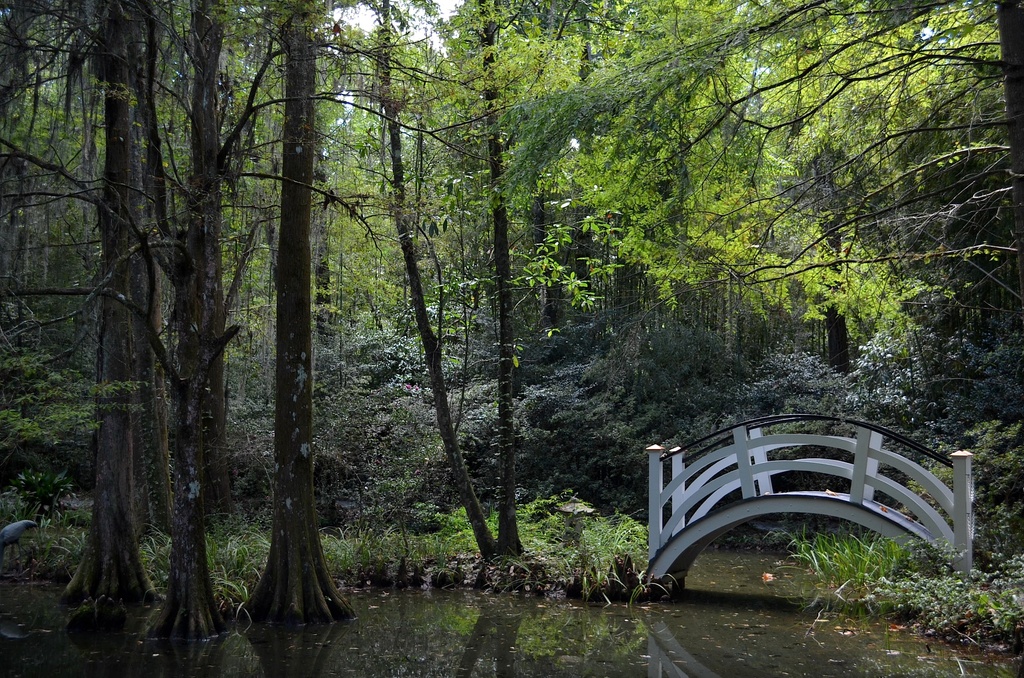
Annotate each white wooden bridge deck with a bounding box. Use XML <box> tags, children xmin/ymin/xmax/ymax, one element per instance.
<box><xmin>647</xmin><ymin>415</ymin><xmax>973</xmax><ymax>584</ymax></box>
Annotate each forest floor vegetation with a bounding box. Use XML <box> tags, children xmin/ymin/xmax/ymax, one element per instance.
<box><xmin>788</xmin><ymin>531</ymin><xmax>1024</xmax><ymax>656</ymax></box>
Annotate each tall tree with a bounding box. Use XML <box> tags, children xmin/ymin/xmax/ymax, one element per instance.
<box><xmin>245</xmin><ymin>1</ymin><xmax>355</xmax><ymax>625</ymax></box>
<box><xmin>480</xmin><ymin>0</ymin><xmax>521</xmax><ymax>556</ymax></box>
<box><xmin>62</xmin><ymin>0</ymin><xmax>154</xmax><ymax>607</ymax></box>
<box><xmin>1001</xmin><ymin>1</ymin><xmax>1024</xmax><ymax>312</ymax></box>
<box><xmin>376</xmin><ymin>0</ymin><xmax>497</xmax><ymax>559</ymax></box>
<box><xmin>148</xmin><ymin>0</ymin><xmax>236</xmax><ymax>639</ymax></box>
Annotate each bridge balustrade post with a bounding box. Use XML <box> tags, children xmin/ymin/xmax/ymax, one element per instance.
<box><xmin>749</xmin><ymin>427</ymin><xmax>773</xmax><ymax>495</ymax></box>
<box><xmin>733</xmin><ymin>426</ymin><xmax>756</xmax><ymax>498</ymax></box>
<box><xmin>851</xmin><ymin>427</ymin><xmax>882</xmax><ymax>505</ymax></box>
<box><xmin>648</xmin><ymin>445</ymin><xmax>665</xmax><ymax>562</ymax></box>
<box><xmin>951</xmin><ymin>450</ymin><xmax>974</xmax><ymax>574</ymax></box>
<box><xmin>670</xmin><ymin>447</ymin><xmax>685</xmax><ymax>535</ymax></box>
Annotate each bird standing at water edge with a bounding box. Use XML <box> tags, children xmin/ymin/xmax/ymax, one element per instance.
<box><xmin>0</xmin><ymin>520</ymin><xmax>38</xmax><ymax>574</ymax></box>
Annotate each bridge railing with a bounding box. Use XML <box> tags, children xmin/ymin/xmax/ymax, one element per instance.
<box><xmin>648</xmin><ymin>415</ymin><xmax>973</xmax><ymax>573</ymax></box>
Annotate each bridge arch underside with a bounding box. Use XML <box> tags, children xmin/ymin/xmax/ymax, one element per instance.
<box><xmin>648</xmin><ymin>492</ymin><xmax>936</xmax><ymax>583</ymax></box>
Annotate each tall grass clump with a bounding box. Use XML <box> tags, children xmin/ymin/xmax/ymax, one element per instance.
<box><xmin>0</xmin><ymin>489</ymin><xmax>88</xmax><ymax>579</ymax></box>
<box><xmin>577</xmin><ymin>513</ymin><xmax>647</xmax><ymax>573</ymax></box>
<box><xmin>206</xmin><ymin>520</ymin><xmax>270</xmax><ymax>609</ymax></box>
<box><xmin>138</xmin><ymin>520</ymin><xmax>270</xmax><ymax>611</ymax></box>
<box><xmin>789</xmin><ymin>530</ymin><xmax>910</xmax><ymax>603</ymax></box>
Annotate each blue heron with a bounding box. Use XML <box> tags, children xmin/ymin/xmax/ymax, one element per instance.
<box><xmin>0</xmin><ymin>520</ymin><xmax>38</xmax><ymax>573</ymax></box>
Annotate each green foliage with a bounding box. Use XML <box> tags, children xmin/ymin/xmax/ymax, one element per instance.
<box><xmin>961</xmin><ymin>332</ymin><xmax>1024</xmax><ymax>422</ymax></box>
<box><xmin>517</xmin><ymin>318</ymin><xmax>745</xmax><ymax>512</ymax></box>
<box><xmin>0</xmin><ymin>488</ymin><xmax>34</xmax><ymax>524</ymax></box>
<box><xmin>955</xmin><ymin>421</ymin><xmax>1024</xmax><ymax>559</ymax></box>
<box><xmin>139</xmin><ymin>531</ymin><xmax>171</xmax><ymax>593</ymax></box>
<box><xmin>206</xmin><ymin>521</ymin><xmax>270</xmax><ymax>610</ymax></box>
<box><xmin>576</xmin><ymin>512</ymin><xmax>647</xmax><ymax>574</ymax></box>
<box><xmin>8</xmin><ymin>469</ymin><xmax>74</xmax><ymax>518</ymax></box>
<box><xmin>0</xmin><ymin>348</ymin><xmax>93</xmax><ymax>485</ymax></box>
<box><xmin>498</xmin><ymin>493</ymin><xmax>647</xmax><ymax>600</ymax></box>
<box><xmin>789</xmin><ymin>531</ymin><xmax>910</xmax><ymax>596</ymax></box>
<box><xmin>739</xmin><ymin>352</ymin><xmax>849</xmax><ymax>417</ymax></box>
<box><xmin>789</xmin><ymin>531</ymin><xmax>1024</xmax><ymax>648</ymax></box>
<box><xmin>873</xmin><ymin>547</ymin><xmax>1024</xmax><ymax>647</ymax></box>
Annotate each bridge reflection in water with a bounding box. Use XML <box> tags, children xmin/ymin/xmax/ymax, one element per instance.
<box><xmin>648</xmin><ymin>415</ymin><xmax>974</xmax><ymax>586</ymax></box>
<box><xmin>648</xmin><ymin>621</ymin><xmax>721</xmax><ymax>678</ymax></box>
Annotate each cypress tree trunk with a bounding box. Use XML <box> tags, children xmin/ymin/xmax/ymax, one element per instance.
<box><xmin>62</xmin><ymin>0</ymin><xmax>154</xmax><ymax>607</ymax></box>
<box><xmin>149</xmin><ymin>374</ymin><xmax>225</xmax><ymax>639</ymax></box>
<box><xmin>137</xmin><ymin>0</ymin><xmax>173</xmax><ymax>534</ymax></box>
<box><xmin>204</xmin><ymin>350</ymin><xmax>233</xmax><ymax>517</ymax></box>
<box><xmin>245</xmin><ymin>4</ymin><xmax>354</xmax><ymax>624</ymax></box>
<box><xmin>148</xmin><ymin>0</ymin><xmax>235</xmax><ymax>639</ymax></box>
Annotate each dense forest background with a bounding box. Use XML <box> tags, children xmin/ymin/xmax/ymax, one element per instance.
<box><xmin>3</xmin><ymin>0</ymin><xmax>1024</xmax><ymax>632</ymax></box>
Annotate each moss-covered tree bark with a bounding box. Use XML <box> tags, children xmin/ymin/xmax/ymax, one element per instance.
<box><xmin>62</xmin><ymin>0</ymin><xmax>154</xmax><ymax>607</ymax></box>
<box><xmin>147</xmin><ymin>0</ymin><xmax>234</xmax><ymax>640</ymax></box>
<box><xmin>244</xmin><ymin>3</ymin><xmax>354</xmax><ymax>625</ymax></box>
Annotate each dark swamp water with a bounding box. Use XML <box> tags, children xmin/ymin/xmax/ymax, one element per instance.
<box><xmin>0</xmin><ymin>551</ymin><xmax>1017</xmax><ymax>677</ymax></box>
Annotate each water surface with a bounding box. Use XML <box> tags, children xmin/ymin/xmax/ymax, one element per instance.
<box><xmin>0</xmin><ymin>551</ymin><xmax>1015</xmax><ymax>677</ymax></box>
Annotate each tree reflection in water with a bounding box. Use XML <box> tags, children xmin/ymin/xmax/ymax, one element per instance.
<box><xmin>245</xmin><ymin>618</ymin><xmax>352</xmax><ymax>677</ymax></box>
<box><xmin>455</xmin><ymin>608</ymin><xmax>522</xmax><ymax>678</ymax></box>
<box><xmin>1</xmin><ymin>552</ymin><xmax>1017</xmax><ymax>678</ymax></box>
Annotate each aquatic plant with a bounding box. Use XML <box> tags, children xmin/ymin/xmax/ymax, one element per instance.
<box><xmin>788</xmin><ymin>530</ymin><xmax>910</xmax><ymax>607</ymax></box>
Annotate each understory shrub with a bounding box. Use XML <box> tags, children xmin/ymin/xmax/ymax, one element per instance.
<box><xmin>874</xmin><ymin>559</ymin><xmax>1024</xmax><ymax>649</ymax></box>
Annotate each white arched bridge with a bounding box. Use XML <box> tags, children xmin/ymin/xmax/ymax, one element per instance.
<box><xmin>647</xmin><ymin>414</ymin><xmax>973</xmax><ymax>585</ymax></box>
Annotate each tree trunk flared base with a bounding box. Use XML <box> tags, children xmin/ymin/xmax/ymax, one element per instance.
<box><xmin>61</xmin><ymin>543</ymin><xmax>155</xmax><ymax>608</ymax></box>
<box><xmin>147</xmin><ymin>580</ymin><xmax>226</xmax><ymax>641</ymax></box>
<box><xmin>66</xmin><ymin>595</ymin><xmax>128</xmax><ymax>632</ymax></box>
<box><xmin>245</xmin><ymin>548</ymin><xmax>355</xmax><ymax>627</ymax></box>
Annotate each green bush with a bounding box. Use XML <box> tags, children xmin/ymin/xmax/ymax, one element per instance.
<box><xmin>0</xmin><ymin>348</ymin><xmax>93</xmax><ymax>487</ymax></box>
<box><xmin>9</xmin><ymin>469</ymin><xmax>74</xmax><ymax>518</ymax></box>
<box><xmin>874</xmin><ymin>569</ymin><xmax>1024</xmax><ymax>647</ymax></box>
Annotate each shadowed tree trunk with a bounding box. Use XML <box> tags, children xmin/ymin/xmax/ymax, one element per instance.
<box><xmin>134</xmin><ymin>0</ymin><xmax>173</xmax><ymax>534</ymax></box>
<box><xmin>130</xmin><ymin>251</ymin><xmax>172</xmax><ymax>533</ymax></box>
<box><xmin>824</xmin><ymin>229</ymin><xmax>850</xmax><ymax>374</ymax></box>
<box><xmin>481</xmin><ymin>0</ymin><xmax>521</xmax><ymax>557</ymax></box>
<box><xmin>148</xmin><ymin>0</ymin><xmax>235</xmax><ymax>640</ymax></box>
<box><xmin>203</xmin><ymin>350</ymin><xmax>233</xmax><ymax>517</ymax></box>
<box><xmin>244</xmin><ymin>3</ymin><xmax>355</xmax><ymax>625</ymax></box>
<box><xmin>531</xmin><ymin>193</ymin><xmax>559</xmax><ymax>330</ymax></box>
<box><xmin>825</xmin><ymin>306</ymin><xmax>850</xmax><ymax>373</ymax></box>
<box><xmin>1001</xmin><ymin>2</ymin><xmax>1024</xmax><ymax>311</ymax></box>
<box><xmin>377</xmin><ymin>0</ymin><xmax>496</xmax><ymax>559</ymax></box>
<box><xmin>62</xmin><ymin>0</ymin><xmax>154</xmax><ymax>607</ymax></box>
